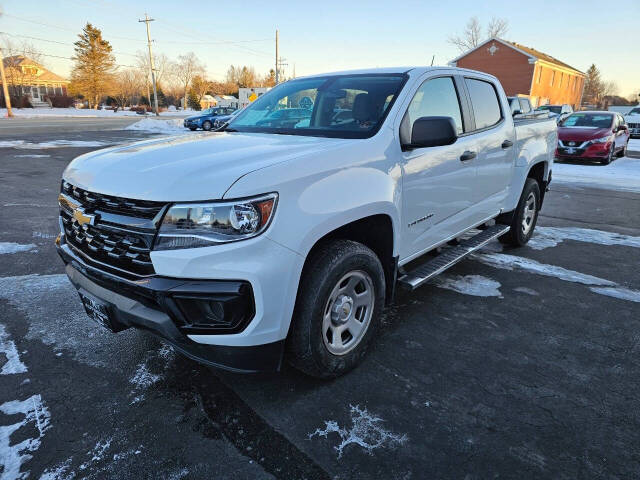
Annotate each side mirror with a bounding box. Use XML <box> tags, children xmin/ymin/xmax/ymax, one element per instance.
<box><xmin>403</xmin><ymin>116</ymin><xmax>457</xmax><ymax>150</ymax></box>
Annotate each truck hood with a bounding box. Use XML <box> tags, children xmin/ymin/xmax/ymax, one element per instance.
<box><xmin>557</xmin><ymin>127</ymin><xmax>611</xmax><ymax>142</ymax></box>
<box><xmin>63</xmin><ymin>132</ymin><xmax>349</xmax><ymax>201</ymax></box>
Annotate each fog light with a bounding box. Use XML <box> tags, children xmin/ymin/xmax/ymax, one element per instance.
<box><xmin>172</xmin><ymin>285</ymin><xmax>254</xmax><ymax>334</ymax></box>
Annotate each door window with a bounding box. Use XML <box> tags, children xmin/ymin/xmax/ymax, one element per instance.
<box><xmin>464</xmin><ymin>78</ymin><xmax>502</xmax><ymax>130</ymax></box>
<box><xmin>519</xmin><ymin>98</ymin><xmax>532</xmax><ymax>114</ymax></box>
<box><xmin>401</xmin><ymin>76</ymin><xmax>464</xmax><ymax>144</ymax></box>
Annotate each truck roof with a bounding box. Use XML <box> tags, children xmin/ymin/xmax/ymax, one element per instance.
<box><xmin>296</xmin><ymin>66</ymin><xmax>495</xmax><ymax>80</ymax></box>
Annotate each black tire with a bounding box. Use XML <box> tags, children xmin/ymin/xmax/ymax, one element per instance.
<box><xmin>202</xmin><ymin>120</ymin><xmax>213</xmax><ymax>131</ymax></box>
<box><xmin>286</xmin><ymin>239</ymin><xmax>385</xmax><ymax>379</ymax></box>
<box><xmin>499</xmin><ymin>178</ymin><xmax>541</xmax><ymax>247</ymax></box>
<box><xmin>601</xmin><ymin>143</ymin><xmax>614</xmax><ymax>165</ymax></box>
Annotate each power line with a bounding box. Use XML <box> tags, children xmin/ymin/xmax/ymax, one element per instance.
<box><xmin>0</xmin><ymin>31</ymin><xmax>140</xmax><ymax>58</ymax></box>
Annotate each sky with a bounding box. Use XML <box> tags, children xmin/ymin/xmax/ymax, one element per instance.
<box><xmin>1</xmin><ymin>0</ymin><xmax>638</xmax><ymax>99</ymax></box>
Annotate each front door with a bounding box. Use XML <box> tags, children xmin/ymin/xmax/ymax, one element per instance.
<box><xmin>31</xmin><ymin>86</ymin><xmax>40</xmax><ymax>100</ymax></box>
<box><xmin>399</xmin><ymin>75</ymin><xmax>479</xmax><ymax>262</ymax></box>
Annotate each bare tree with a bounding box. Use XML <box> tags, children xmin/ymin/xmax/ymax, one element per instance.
<box><xmin>487</xmin><ymin>17</ymin><xmax>509</xmax><ymax>38</ymax></box>
<box><xmin>1</xmin><ymin>39</ymin><xmax>45</xmax><ymax>98</ymax></box>
<box><xmin>448</xmin><ymin>16</ymin><xmax>509</xmax><ymax>53</ymax></box>
<box><xmin>112</xmin><ymin>69</ymin><xmax>144</xmax><ymax>109</ymax></box>
<box><xmin>173</xmin><ymin>52</ymin><xmax>204</xmax><ymax>110</ymax></box>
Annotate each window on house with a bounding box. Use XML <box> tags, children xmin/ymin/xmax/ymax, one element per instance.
<box><xmin>550</xmin><ymin>70</ymin><xmax>555</xmax><ymax>87</ymax></box>
<box><xmin>537</xmin><ymin>67</ymin><xmax>542</xmax><ymax>84</ymax></box>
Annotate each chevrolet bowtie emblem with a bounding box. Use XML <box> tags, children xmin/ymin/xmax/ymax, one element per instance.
<box><xmin>73</xmin><ymin>207</ymin><xmax>95</xmax><ymax>226</ymax></box>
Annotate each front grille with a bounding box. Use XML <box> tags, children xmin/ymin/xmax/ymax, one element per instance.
<box><xmin>60</xmin><ymin>182</ymin><xmax>167</xmax><ymax>277</ymax></box>
<box><xmin>61</xmin><ymin>181</ymin><xmax>165</xmax><ymax>219</ymax></box>
<box><xmin>629</xmin><ymin>123</ymin><xmax>639</xmax><ymax>128</ymax></box>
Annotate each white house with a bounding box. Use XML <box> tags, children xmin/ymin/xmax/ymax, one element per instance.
<box><xmin>238</xmin><ymin>87</ymin><xmax>270</xmax><ymax>108</ymax></box>
<box><xmin>213</xmin><ymin>95</ymin><xmax>239</xmax><ymax>108</ymax></box>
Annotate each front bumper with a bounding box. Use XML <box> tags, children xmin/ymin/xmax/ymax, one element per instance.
<box><xmin>57</xmin><ymin>242</ymin><xmax>285</xmax><ymax>373</ymax></box>
<box><xmin>556</xmin><ymin>142</ymin><xmax>611</xmax><ymax>160</ymax></box>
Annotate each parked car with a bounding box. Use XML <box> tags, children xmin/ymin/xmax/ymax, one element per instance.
<box><xmin>57</xmin><ymin>67</ymin><xmax>557</xmax><ymax>378</ymax></box>
<box><xmin>536</xmin><ymin>104</ymin><xmax>573</xmax><ymax>123</ymax></box>
<box><xmin>624</xmin><ymin>106</ymin><xmax>640</xmax><ymax>138</ymax></box>
<box><xmin>556</xmin><ymin>111</ymin><xmax>630</xmax><ymax>164</ymax></box>
<box><xmin>183</xmin><ymin>107</ymin><xmax>237</xmax><ymax>131</ymax></box>
<box><xmin>212</xmin><ymin>109</ymin><xmax>243</xmax><ymax>129</ymax></box>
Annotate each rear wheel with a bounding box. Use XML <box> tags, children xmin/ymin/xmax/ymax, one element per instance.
<box><xmin>499</xmin><ymin>178</ymin><xmax>541</xmax><ymax>247</ymax></box>
<box><xmin>202</xmin><ymin>120</ymin><xmax>213</xmax><ymax>131</ymax></box>
<box><xmin>287</xmin><ymin>240</ymin><xmax>385</xmax><ymax>378</ymax></box>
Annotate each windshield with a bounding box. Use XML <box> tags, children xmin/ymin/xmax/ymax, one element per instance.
<box><xmin>228</xmin><ymin>73</ymin><xmax>407</xmax><ymax>138</ymax></box>
<box><xmin>560</xmin><ymin>113</ymin><xmax>613</xmax><ymax>129</ymax></box>
<box><xmin>628</xmin><ymin>108</ymin><xmax>640</xmax><ymax>115</ymax></box>
<box><xmin>538</xmin><ymin>105</ymin><xmax>562</xmax><ymax>114</ymax></box>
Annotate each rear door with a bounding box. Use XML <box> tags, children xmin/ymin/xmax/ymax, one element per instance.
<box><xmin>463</xmin><ymin>76</ymin><xmax>515</xmax><ymax>218</ymax></box>
<box><xmin>399</xmin><ymin>74</ymin><xmax>480</xmax><ymax>261</ymax></box>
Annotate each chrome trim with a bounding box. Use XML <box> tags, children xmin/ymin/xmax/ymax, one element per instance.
<box><xmin>558</xmin><ymin>140</ymin><xmax>588</xmax><ymax>149</ymax></box>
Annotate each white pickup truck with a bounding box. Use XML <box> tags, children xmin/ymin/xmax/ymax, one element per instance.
<box><xmin>57</xmin><ymin>67</ymin><xmax>557</xmax><ymax>378</ymax></box>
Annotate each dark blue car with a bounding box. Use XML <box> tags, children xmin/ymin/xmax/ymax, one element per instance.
<box><xmin>183</xmin><ymin>107</ymin><xmax>237</xmax><ymax>131</ymax></box>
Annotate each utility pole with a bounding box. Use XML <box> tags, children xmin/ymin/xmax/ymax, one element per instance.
<box><xmin>0</xmin><ymin>45</ymin><xmax>13</xmax><ymax>117</ymax></box>
<box><xmin>139</xmin><ymin>14</ymin><xmax>159</xmax><ymax>116</ymax></box>
<box><xmin>275</xmin><ymin>29</ymin><xmax>279</xmax><ymax>85</ymax></box>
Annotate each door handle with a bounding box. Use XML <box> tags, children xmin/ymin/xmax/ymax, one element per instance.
<box><xmin>501</xmin><ymin>140</ymin><xmax>514</xmax><ymax>149</ymax></box>
<box><xmin>460</xmin><ymin>151</ymin><xmax>476</xmax><ymax>161</ymax></box>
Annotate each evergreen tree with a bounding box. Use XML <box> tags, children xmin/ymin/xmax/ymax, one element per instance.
<box><xmin>583</xmin><ymin>64</ymin><xmax>602</xmax><ymax>105</ymax></box>
<box><xmin>69</xmin><ymin>23</ymin><xmax>116</xmax><ymax>109</ymax></box>
<box><xmin>187</xmin><ymin>90</ymin><xmax>201</xmax><ymax>110</ymax></box>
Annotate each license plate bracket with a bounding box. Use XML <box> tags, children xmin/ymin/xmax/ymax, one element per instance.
<box><xmin>78</xmin><ymin>291</ymin><xmax>119</xmax><ymax>332</ymax></box>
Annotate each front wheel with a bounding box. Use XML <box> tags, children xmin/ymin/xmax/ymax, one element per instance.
<box><xmin>202</xmin><ymin>120</ymin><xmax>213</xmax><ymax>131</ymax></box>
<box><xmin>617</xmin><ymin>141</ymin><xmax>628</xmax><ymax>158</ymax></box>
<box><xmin>499</xmin><ymin>178</ymin><xmax>541</xmax><ymax>247</ymax></box>
<box><xmin>286</xmin><ymin>240</ymin><xmax>385</xmax><ymax>378</ymax></box>
<box><xmin>602</xmin><ymin>143</ymin><xmax>614</xmax><ymax>165</ymax></box>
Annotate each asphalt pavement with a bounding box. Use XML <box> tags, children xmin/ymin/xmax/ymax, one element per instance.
<box><xmin>1</xmin><ymin>118</ymin><xmax>639</xmax><ymax>479</ymax></box>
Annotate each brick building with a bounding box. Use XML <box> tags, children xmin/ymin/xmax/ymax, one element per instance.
<box><xmin>449</xmin><ymin>38</ymin><xmax>585</xmax><ymax>109</ymax></box>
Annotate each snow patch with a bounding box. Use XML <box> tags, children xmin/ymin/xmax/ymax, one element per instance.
<box><xmin>14</xmin><ymin>154</ymin><xmax>51</xmax><ymax>158</ymax></box>
<box><xmin>529</xmin><ymin>226</ymin><xmax>640</xmax><ymax>251</ymax></box>
<box><xmin>125</xmin><ymin>118</ymin><xmax>189</xmax><ymax>134</ymax></box>
<box><xmin>0</xmin><ymin>395</ymin><xmax>51</xmax><ymax>480</ymax></box>
<box><xmin>434</xmin><ymin>274</ymin><xmax>502</xmax><ymax>297</ymax></box>
<box><xmin>39</xmin><ymin>459</ymin><xmax>74</xmax><ymax>480</ymax></box>
<box><xmin>589</xmin><ymin>286</ymin><xmax>640</xmax><ymax>303</ymax></box>
<box><xmin>553</xmin><ymin>157</ymin><xmax>640</xmax><ymax>193</ymax></box>
<box><xmin>0</xmin><ymin>107</ymin><xmax>189</xmax><ymax>118</ymax></box>
<box><xmin>0</xmin><ymin>242</ymin><xmax>36</xmax><ymax>254</ymax></box>
<box><xmin>130</xmin><ymin>362</ymin><xmax>161</xmax><ymax>390</ymax></box>
<box><xmin>0</xmin><ymin>324</ymin><xmax>28</xmax><ymax>375</ymax></box>
<box><xmin>309</xmin><ymin>405</ymin><xmax>407</xmax><ymax>458</ymax></box>
<box><xmin>513</xmin><ymin>287</ymin><xmax>539</xmax><ymax>296</ymax></box>
<box><xmin>33</xmin><ymin>232</ymin><xmax>57</xmax><ymax>239</ymax></box>
<box><xmin>0</xmin><ymin>140</ymin><xmax>109</xmax><ymax>149</ymax></box>
<box><xmin>474</xmin><ymin>253</ymin><xmax>615</xmax><ymax>286</ymax></box>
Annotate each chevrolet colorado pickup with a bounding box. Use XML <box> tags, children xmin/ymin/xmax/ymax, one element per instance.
<box><xmin>57</xmin><ymin>67</ymin><xmax>557</xmax><ymax>378</ymax></box>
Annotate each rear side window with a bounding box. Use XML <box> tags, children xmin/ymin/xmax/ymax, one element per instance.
<box><xmin>403</xmin><ymin>76</ymin><xmax>464</xmax><ymax>136</ymax></box>
<box><xmin>519</xmin><ymin>98</ymin><xmax>532</xmax><ymax>114</ymax></box>
<box><xmin>465</xmin><ymin>78</ymin><xmax>502</xmax><ymax>130</ymax></box>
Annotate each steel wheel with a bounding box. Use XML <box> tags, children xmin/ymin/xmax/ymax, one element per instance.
<box><xmin>521</xmin><ymin>192</ymin><xmax>536</xmax><ymax>236</ymax></box>
<box><xmin>322</xmin><ymin>270</ymin><xmax>374</xmax><ymax>356</ymax></box>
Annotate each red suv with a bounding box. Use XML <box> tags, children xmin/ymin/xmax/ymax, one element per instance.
<box><xmin>556</xmin><ymin>111</ymin><xmax>630</xmax><ymax>164</ymax></box>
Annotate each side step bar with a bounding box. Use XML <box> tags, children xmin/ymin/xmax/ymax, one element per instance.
<box><xmin>398</xmin><ymin>224</ymin><xmax>511</xmax><ymax>291</ymax></box>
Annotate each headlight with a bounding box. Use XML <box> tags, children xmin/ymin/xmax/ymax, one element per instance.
<box><xmin>154</xmin><ymin>193</ymin><xmax>277</xmax><ymax>250</ymax></box>
<box><xmin>590</xmin><ymin>135</ymin><xmax>613</xmax><ymax>144</ymax></box>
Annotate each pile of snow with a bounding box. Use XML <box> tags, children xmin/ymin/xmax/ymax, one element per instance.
<box><xmin>0</xmin><ymin>107</ymin><xmax>190</xmax><ymax>118</ymax></box>
<box><xmin>553</xmin><ymin>156</ymin><xmax>640</xmax><ymax>193</ymax></box>
<box><xmin>125</xmin><ymin>118</ymin><xmax>189</xmax><ymax>134</ymax></box>
<box><xmin>628</xmin><ymin>139</ymin><xmax>640</xmax><ymax>152</ymax></box>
